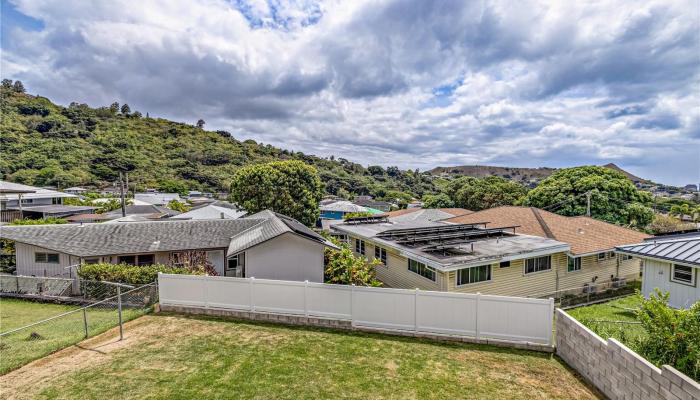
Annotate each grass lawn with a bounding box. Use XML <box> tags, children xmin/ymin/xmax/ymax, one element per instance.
<box><xmin>0</xmin><ymin>298</ymin><xmax>146</xmax><ymax>374</ymax></box>
<box><xmin>566</xmin><ymin>294</ymin><xmax>647</xmax><ymax>345</ymax></box>
<box><xmin>1</xmin><ymin>313</ymin><xmax>602</xmax><ymax>400</ymax></box>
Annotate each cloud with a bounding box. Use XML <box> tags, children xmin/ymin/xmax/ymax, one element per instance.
<box><xmin>1</xmin><ymin>0</ymin><xmax>698</xmax><ymax>185</ymax></box>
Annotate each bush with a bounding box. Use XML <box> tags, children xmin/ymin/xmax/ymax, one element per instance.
<box><xmin>636</xmin><ymin>290</ymin><xmax>700</xmax><ymax>381</ymax></box>
<box><xmin>324</xmin><ymin>240</ymin><xmax>382</xmax><ymax>287</ymax></box>
<box><xmin>77</xmin><ymin>263</ymin><xmax>198</xmax><ymax>285</ymax></box>
<box><xmin>11</xmin><ymin>217</ymin><xmax>67</xmax><ymax>225</ymax></box>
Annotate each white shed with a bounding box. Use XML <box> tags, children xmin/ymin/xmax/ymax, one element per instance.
<box><xmin>617</xmin><ymin>234</ymin><xmax>700</xmax><ymax>309</ymax></box>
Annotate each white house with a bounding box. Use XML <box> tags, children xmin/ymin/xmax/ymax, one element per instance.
<box><xmin>617</xmin><ymin>233</ymin><xmax>700</xmax><ymax>309</ymax></box>
<box><xmin>134</xmin><ymin>192</ymin><xmax>184</xmax><ymax>206</ymax></box>
<box><xmin>1</xmin><ymin>210</ymin><xmax>336</xmax><ymax>283</ymax></box>
<box><xmin>169</xmin><ymin>201</ymin><xmax>246</xmax><ymax>220</ymax></box>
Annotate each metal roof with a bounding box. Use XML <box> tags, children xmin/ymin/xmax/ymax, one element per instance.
<box><xmin>320</xmin><ymin>201</ymin><xmax>368</xmax><ymax>213</ymax></box>
<box><xmin>0</xmin><ymin>181</ymin><xmax>76</xmax><ymax>200</ymax></box>
<box><xmin>617</xmin><ymin>234</ymin><xmax>700</xmax><ymax>266</ymax></box>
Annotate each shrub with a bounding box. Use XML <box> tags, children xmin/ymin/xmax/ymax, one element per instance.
<box><xmin>324</xmin><ymin>240</ymin><xmax>382</xmax><ymax>287</ymax></box>
<box><xmin>343</xmin><ymin>211</ymin><xmax>374</xmax><ymax>220</ymax></box>
<box><xmin>77</xmin><ymin>263</ymin><xmax>197</xmax><ymax>285</ymax></box>
<box><xmin>11</xmin><ymin>217</ymin><xmax>67</xmax><ymax>225</ymax></box>
<box><xmin>636</xmin><ymin>290</ymin><xmax>700</xmax><ymax>381</ymax></box>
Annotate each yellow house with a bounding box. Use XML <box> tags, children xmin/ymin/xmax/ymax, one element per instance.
<box><xmin>333</xmin><ymin>206</ymin><xmax>650</xmax><ymax>298</ymax></box>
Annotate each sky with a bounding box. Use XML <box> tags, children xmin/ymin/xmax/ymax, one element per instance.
<box><xmin>1</xmin><ymin>0</ymin><xmax>699</xmax><ymax>186</ymax></box>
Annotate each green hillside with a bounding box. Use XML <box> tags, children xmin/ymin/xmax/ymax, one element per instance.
<box><xmin>0</xmin><ymin>85</ymin><xmax>434</xmax><ymax>198</ymax></box>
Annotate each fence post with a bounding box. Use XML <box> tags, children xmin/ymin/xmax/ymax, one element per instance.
<box><xmin>547</xmin><ymin>298</ymin><xmax>555</xmax><ymax>346</ymax></box>
<box><xmin>414</xmin><ymin>288</ymin><xmax>419</xmax><ymax>332</ymax></box>
<box><xmin>250</xmin><ymin>277</ymin><xmax>255</xmax><ymax>313</ymax></box>
<box><xmin>475</xmin><ymin>292</ymin><xmax>481</xmax><ymax>341</ymax></box>
<box><xmin>83</xmin><ymin>308</ymin><xmax>88</xmax><ymax>338</ymax></box>
<box><xmin>304</xmin><ymin>280</ymin><xmax>309</xmax><ymax>318</ymax></box>
<box><xmin>117</xmin><ymin>286</ymin><xmax>123</xmax><ymax>341</ymax></box>
<box><xmin>350</xmin><ymin>284</ymin><xmax>355</xmax><ymax>327</ymax></box>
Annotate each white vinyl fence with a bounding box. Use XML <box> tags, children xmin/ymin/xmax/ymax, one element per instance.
<box><xmin>158</xmin><ymin>274</ymin><xmax>554</xmax><ymax>345</ymax></box>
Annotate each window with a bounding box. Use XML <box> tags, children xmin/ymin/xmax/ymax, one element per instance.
<box><xmin>597</xmin><ymin>252</ymin><xmax>606</xmax><ymax>262</ymax></box>
<box><xmin>35</xmin><ymin>252</ymin><xmax>59</xmax><ymax>264</ymax></box>
<box><xmin>457</xmin><ymin>265</ymin><xmax>491</xmax><ymax>285</ymax></box>
<box><xmin>227</xmin><ymin>253</ymin><xmax>245</xmax><ymax>277</ymax></box>
<box><xmin>525</xmin><ymin>256</ymin><xmax>551</xmax><ymax>274</ymax></box>
<box><xmin>499</xmin><ymin>260</ymin><xmax>511</xmax><ymax>268</ymax></box>
<box><xmin>607</xmin><ymin>251</ymin><xmax>615</xmax><ymax>258</ymax></box>
<box><xmin>567</xmin><ymin>256</ymin><xmax>581</xmax><ymax>272</ymax></box>
<box><xmin>374</xmin><ymin>246</ymin><xmax>387</xmax><ymax>265</ymax></box>
<box><xmin>84</xmin><ymin>258</ymin><xmax>100</xmax><ymax>265</ymax></box>
<box><xmin>671</xmin><ymin>264</ymin><xmax>695</xmax><ymax>285</ymax></box>
<box><xmin>408</xmin><ymin>259</ymin><xmax>436</xmax><ymax>281</ymax></box>
<box><xmin>355</xmin><ymin>239</ymin><xmax>365</xmax><ymax>255</ymax></box>
<box><xmin>118</xmin><ymin>255</ymin><xmax>136</xmax><ymax>265</ymax></box>
<box><xmin>621</xmin><ymin>254</ymin><xmax>633</xmax><ymax>261</ymax></box>
<box><xmin>137</xmin><ymin>254</ymin><xmax>155</xmax><ymax>266</ymax></box>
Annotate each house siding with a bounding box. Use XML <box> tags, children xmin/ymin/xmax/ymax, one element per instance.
<box><xmin>244</xmin><ymin>232</ymin><xmax>325</xmax><ymax>283</ymax></box>
<box><xmin>642</xmin><ymin>259</ymin><xmax>699</xmax><ymax>309</ymax></box>
<box><xmin>558</xmin><ymin>253</ymin><xmax>641</xmax><ymax>291</ymax></box>
<box><xmin>359</xmin><ymin>240</ymin><xmax>443</xmax><ymax>290</ymax></box>
<box><xmin>14</xmin><ymin>243</ymin><xmax>79</xmax><ymax>278</ymax></box>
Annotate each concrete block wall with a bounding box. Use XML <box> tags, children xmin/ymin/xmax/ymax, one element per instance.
<box><xmin>556</xmin><ymin>309</ymin><xmax>700</xmax><ymax>400</ymax></box>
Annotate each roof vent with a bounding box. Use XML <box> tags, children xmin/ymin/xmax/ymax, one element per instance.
<box><xmin>578</xmin><ymin>228</ymin><xmax>584</xmax><ymax>234</ymax></box>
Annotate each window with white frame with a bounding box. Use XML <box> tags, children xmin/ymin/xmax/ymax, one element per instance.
<box><xmin>525</xmin><ymin>255</ymin><xmax>551</xmax><ymax>274</ymax></box>
<box><xmin>607</xmin><ymin>251</ymin><xmax>615</xmax><ymax>258</ymax></box>
<box><xmin>597</xmin><ymin>252</ymin><xmax>606</xmax><ymax>262</ymax></box>
<box><xmin>567</xmin><ymin>256</ymin><xmax>581</xmax><ymax>272</ymax></box>
<box><xmin>457</xmin><ymin>265</ymin><xmax>491</xmax><ymax>285</ymax></box>
<box><xmin>499</xmin><ymin>260</ymin><xmax>511</xmax><ymax>268</ymax></box>
<box><xmin>35</xmin><ymin>252</ymin><xmax>59</xmax><ymax>264</ymax></box>
<box><xmin>374</xmin><ymin>246</ymin><xmax>387</xmax><ymax>265</ymax></box>
<box><xmin>621</xmin><ymin>254</ymin><xmax>633</xmax><ymax>261</ymax></box>
<box><xmin>671</xmin><ymin>264</ymin><xmax>695</xmax><ymax>285</ymax></box>
<box><xmin>355</xmin><ymin>239</ymin><xmax>365</xmax><ymax>255</ymax></box>
<box><xmin>408</xmin><ymin>259</ymin><xmax>436</xmax><ymax>281</ymax></box>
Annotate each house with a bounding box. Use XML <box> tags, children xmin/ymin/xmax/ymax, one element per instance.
<box><xmin>169</xmin><ymin>201</ymin><xmax>246</xmax><ymax>220</ymax></box>
<box><xmin>0</xmin><ymin>210</ymin><xmax>336</xmax><ymax>282</ymax></box>
<box><xmin>444</xmin><ymin>206</ymin><xmax>651</xmax><ymax>290</ymax></box>
<box><xmin>63</xmin><ymin>187</ymin><xmax>88</xmax><ymax>195</ymax></box>
<box><xmin>353</xmin><ymin>196</ymin><xmax>393</xmax><ymax>212</ymax></box>
<box><xmin>104</xmin><ymin>204</ymin><xmax>181</xmax><ymax>221</ymax></box>
<box><xmin>319</xmin><ymin>201</ymin><xmax>380</xmax><ymax>220</ymax></box>
<box><xmin>134</xmin><ymin>192</ymin><xmax>184</xmax><ymax>206</ymax></box>
<box><xmin>617</xmin><ymin>233</ymin><xmax>699</xmax><ymax>309</ymax></box>
<box><xmin>332</xmin><ymin>216</ymin><xmax>572</xmax><ymax>297</ymax></box>
<box><xmin>64</xmin><ymin>213</ymin><xmax>112</xmax><ymax>224</ymax></box>
<box><xmin>0</xmin><ymin>181</ymin><xmax>85</xmax><ymax>221</ymax></box>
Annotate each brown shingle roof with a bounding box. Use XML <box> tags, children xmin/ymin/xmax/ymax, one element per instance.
<box><xmin>385</xmin><ymin>208</ymin><xmax>471</xmax><ymax>218</ymax></box>
<box><xmin>444</xmin><ymin>206</ymin><xmax>651</xmax><ymax>255</ymax></box>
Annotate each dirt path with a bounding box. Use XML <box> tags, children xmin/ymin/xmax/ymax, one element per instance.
<box><xmin>0</xmin><ymin>316</ymin><xmax>158</xmax><ymax>400</ymax></box>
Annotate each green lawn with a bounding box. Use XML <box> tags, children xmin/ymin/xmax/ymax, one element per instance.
<box><xmin>5</xmin><ymin>314</ymin><xmax>602</xmax><ymax>400</ymax></box>
<box><xmin>566</xmin><ymin>294</ymin><xmax>647</xmax><ymax>345</ymax></box>
<box><xmin>0</xmin><ymin>298</ymin><xmax>147</xmax><ymax>374</ymax></box>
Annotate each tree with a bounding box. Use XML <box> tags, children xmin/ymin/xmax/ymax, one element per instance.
<box><xmin>422</xmin><ymin>193</ymin><xmax>454</xmax><ymax>209</ymax></box>
<box><xmin>1</xmin><ymin>79</ymin><xmax>12</xmax><ymax>90</ymax></box>
<box><xmin>109</xmin><ymin>102</ymin><xmax>120</xmax><ymax>114</ymax></box>
<box><xmin>132</xmin><ymin>111</ymin><xmax>142</xmax><ymax>118</ymax></box>
<box><xmin>229</xmin><ymin>160</ymin><xmax>323</xmax><ymax>226</ymax></box>
<box><xmin>324</xmin><ymin>240</ymin><xmax>382</xmax><ymax>286</ymax></box>
<box><xmin>167</xmin><ymin>199</ymin><xmax>190</xmax><ymax>212</ymax></box>
<box><xmin>522</xmin><ymin>166</ymin><xmax>654</xmax><ymax>226</ymax></box>
<box><xmin>12</xmin><ymin>80</ymin><xmax>25</xmax><ymax>93</ymax></box>
<box><xmin>647</xmin><ymin>214</ymin><xmax>696</xmax><ymax>234</ymax></box>
<box><xmin>196</xmin><ymin>119</ymin><xmax>205</xmax><ymax>129</ymax></box>
<box><xmin>120</xmin><ymin>103</ymin><xmax>131</xmax><ymax>115</ymax></box>
<box><xmin>367</xmin><ymin>165</ymin><xmax>384</xmax><ymax>176</ymax></box>
<box><xmin>451</xmin><ymin>176</ymin><xmax>527</xmax><ymax>211</ymax></box>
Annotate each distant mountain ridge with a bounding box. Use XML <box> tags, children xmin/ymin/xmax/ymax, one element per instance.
<box><xmin>429</xmin><ymin>163</ymin><xmax>649</xmax><ymax>186</ymax></box>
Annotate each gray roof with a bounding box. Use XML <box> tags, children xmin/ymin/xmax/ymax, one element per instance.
<box><xmin>617</xmin><ymin>235</ymin><xmax>700</xmax><ymax>266</ymax></box>
<box><xmin>19</xmin><ymin>205</ymin><xmax>97</xmax><ymax>214</ymax></box>
<box><xmin>333</xmin><ymin>220</ymin><xmax>569</xmax><ymax>271</ymax></box>
<box><xmin>320</xmin><ymin>201</ymin><xmax>368</xmax><ymax>213</ymax></box>
<box><xmin>389</xmin><ymin>209</ymin><xmax>461</xmax><ymax>223</ymax></box>
<box><xmin>0</xmin><ymin>219</ymin><xmax>261</xmax><ymax>257</ymax></box>
<box><xmin>227</xmin><ymin>210</ymin><xmax>336</xmax><ymax>256</ymax></box>
<box><xmin>105</xmin><ymin>205</ymin><xmax>180</xmax><ymax>218</ymax></box>
<box><xmin>0</xmin><ymin>181</ymin><xmax>76</xmax><ymax>200</ymax></box>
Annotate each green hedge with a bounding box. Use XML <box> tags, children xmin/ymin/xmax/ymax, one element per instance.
<box><xmin>77</xmin><ymin>263</ymin><xmax>198</xmax><ymax>285</ymax></box>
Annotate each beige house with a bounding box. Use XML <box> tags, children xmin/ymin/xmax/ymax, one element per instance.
<box><xmin>445</xmin><ymin>206</ymin><xmax>651</xmax><ymax>291</ymax></box>
<box><xmin>2</xmin><ymin>210</ymin><xmax>336</xmax><ymax>283</ymax></box>
<box><xmin>333</xmin><ymin>206</ymin><xmax>650</xmax><ymax>298</ymax></box>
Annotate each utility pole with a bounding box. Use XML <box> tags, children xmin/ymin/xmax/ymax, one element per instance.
<box><xmin>586</xmin><ymin>191</ymin><xmax>591</xmax><ymax>217</ymax></box>
<box><xmin>119</xmin><ymin>172</ymin><xmax>126</xmax><ymax>217</ymax></box>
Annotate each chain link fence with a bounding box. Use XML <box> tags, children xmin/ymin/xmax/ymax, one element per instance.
<box><xmin>0</xmin><ymin>275</ymin><xmax>146</xmax><ymax>304</ymax></box>
<box><xmin>0</xmin><ymin>283</ymin><xmax>158</xmax><ymax>374</ymax></box>
<box><xmin>530</xmin><ymin>278</ymin><xmax>640</xmax><ymax>308</ymax></box>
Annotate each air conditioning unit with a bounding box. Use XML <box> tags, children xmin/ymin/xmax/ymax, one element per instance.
<box><xmin>612</xmin><ymin>277</ymin><xmax>627</xmax><ymax>288</ymax></box>
<box><xmin>582</xmin><ymin>283</ymin><xmax>598</xmax><ymax>294</ymax></box>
